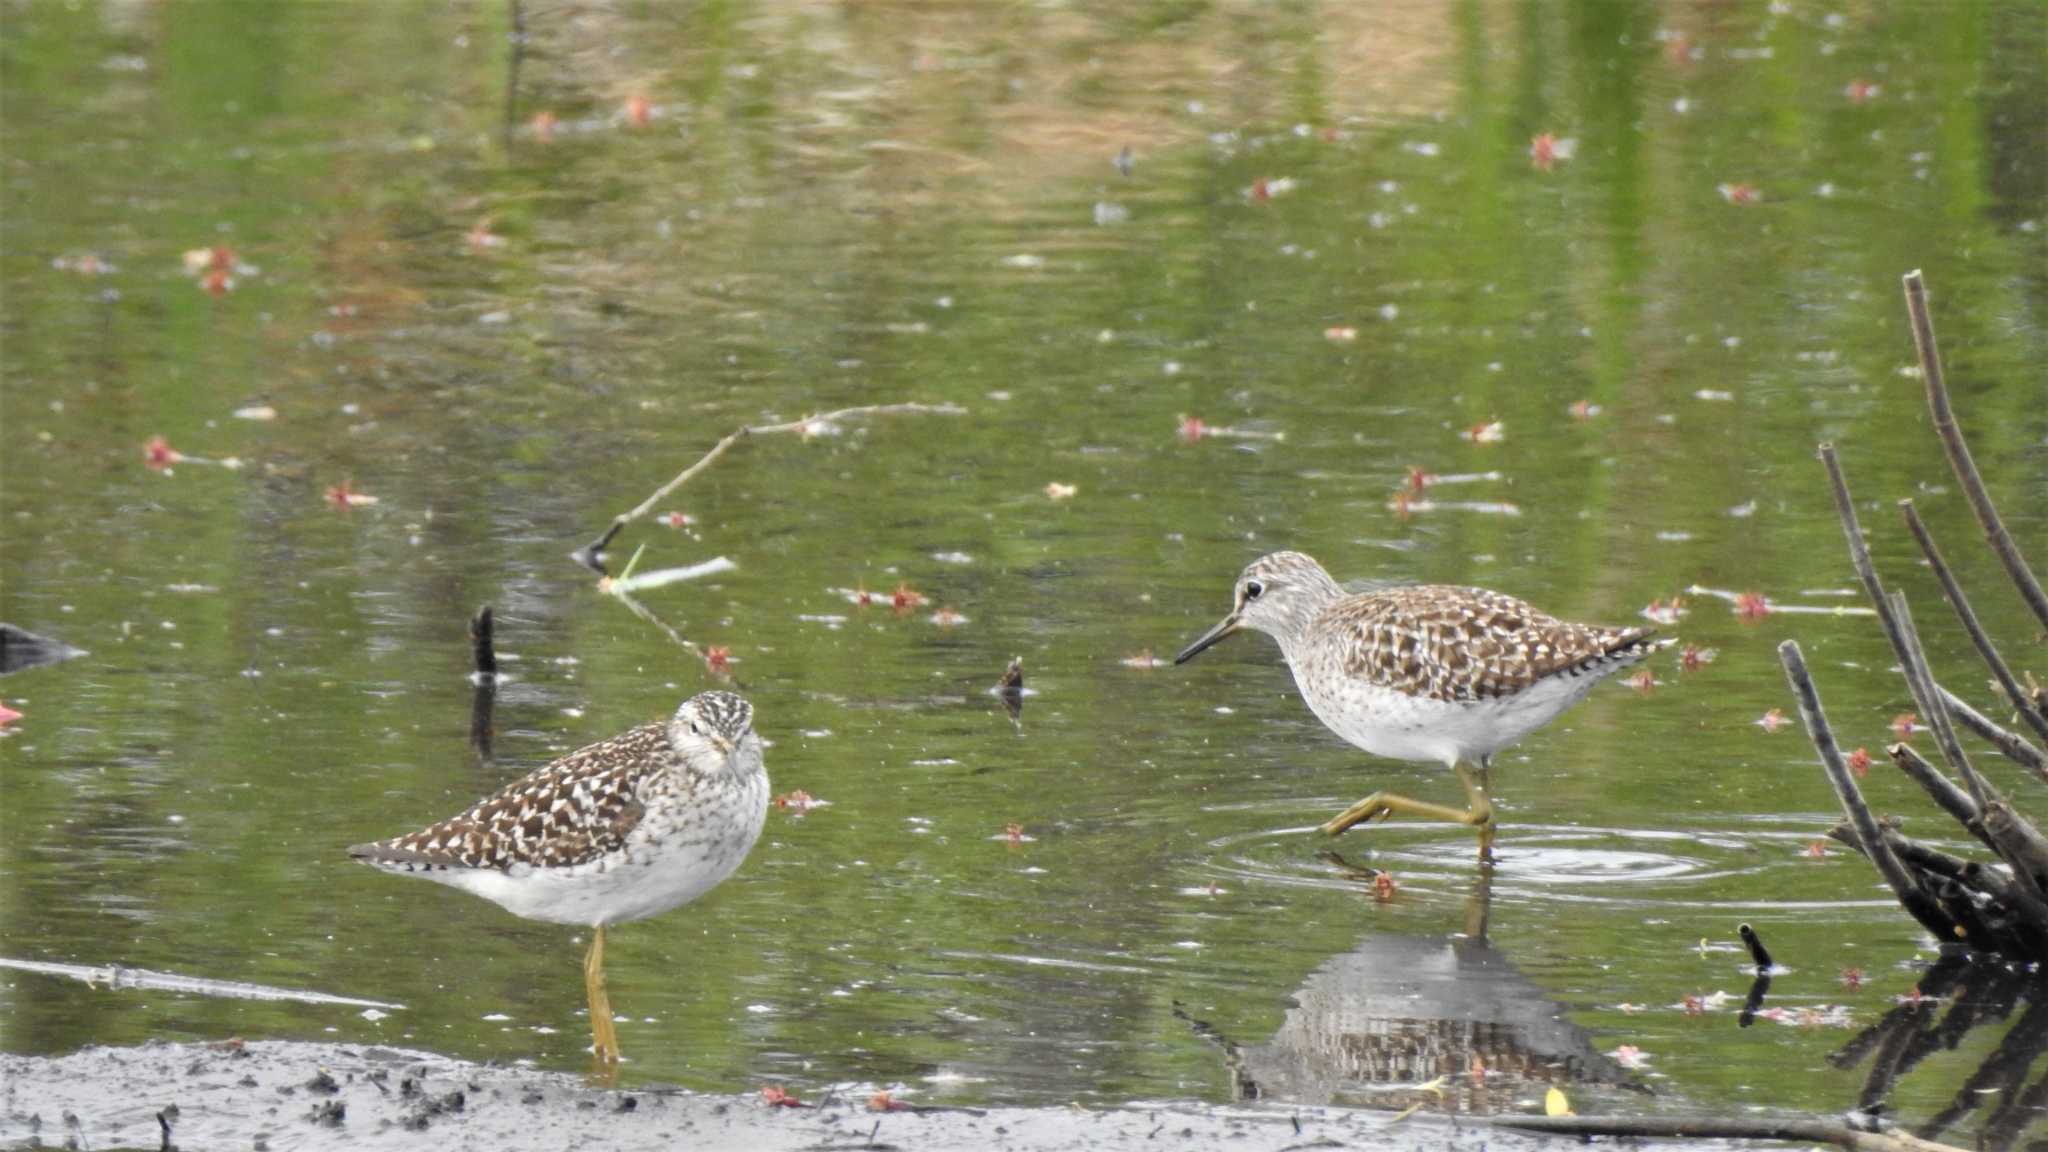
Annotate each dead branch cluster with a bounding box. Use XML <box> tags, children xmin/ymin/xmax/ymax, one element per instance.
<box><xmin>1779</xmin><ymin>271</ymin><xmax>2048</xmax><ymax>963</ymax></box>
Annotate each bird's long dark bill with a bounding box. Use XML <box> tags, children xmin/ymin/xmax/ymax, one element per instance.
<box><xmin>1175</xmin><ymin>614</ymin><xmax>1241</xmax><ymax>664</ymax></box>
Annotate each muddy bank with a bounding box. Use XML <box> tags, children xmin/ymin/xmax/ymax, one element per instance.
<box><xmin>0</xmin><ymin>1039</ymin><xmax>1706</xmax><ymax>1152</ymax></box>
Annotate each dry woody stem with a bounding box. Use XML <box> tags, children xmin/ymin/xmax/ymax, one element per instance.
<box><xmin>1902</xmin><ymin>270</ymin><xmax>2048</xmax><ymax>632</ymax></box>
<box><xmin>1900</xmin><ymin>498</ymin><xmax>2048</xmax><ymax>748</ymax></box>
<box><xmin>1787</xmin><ymin>271</ymin><xmax>2048</xmax><ymax>965</ymax></box>
<box><xmin>572</xmin><ymin>402</ymin><xmax>967</xmax><ymax>575</ymax></box>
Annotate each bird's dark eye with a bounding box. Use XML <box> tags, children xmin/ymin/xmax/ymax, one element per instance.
<box><xmin>689</xmin><ymin>722</ymin><xmax>703</xmax><ymax>736</ymax></box>
<box><xmin>1245</xmin><ymin>581</ymin><xmax>1265</xmax><ymax>601</ymax></box>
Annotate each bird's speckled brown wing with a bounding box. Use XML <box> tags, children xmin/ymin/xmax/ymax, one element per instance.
<box><xmin>1323</xmin><ymin>585</ymin><xmax>1654</xmax><ymax>702</ymax></box>
<box><xmin>351</xmin><ymin>723</ymin><xmax>671</xmax><ymax>872</ymax></box>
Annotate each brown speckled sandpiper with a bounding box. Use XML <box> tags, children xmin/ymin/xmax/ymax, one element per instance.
<box><xmin>1177</xmin><ymin>552</ymin><xmax>1657</xmax><ymax>862</ymax></box>
<box><xmin>350</xmin><ymin>690</ymin><xmax>768</xmax><ymax>1064</ymax></box>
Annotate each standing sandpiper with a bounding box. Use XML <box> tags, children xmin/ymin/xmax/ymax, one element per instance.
<box><xmin>349</xmin><ymin>690</ymin><xmax>769</xmax><ymax>1064</ymax></box>
<box><xmin>1176</xmin><ymin>552</ymin><xmax>1657</xmax><ymax>861</ymax></box>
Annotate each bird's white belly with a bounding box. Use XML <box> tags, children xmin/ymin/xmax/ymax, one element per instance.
<box><xmin>434</xmin><ymin>778</ymin><xmax>768</xmax><ymax>927</ymax></box>
<box><xmin>1294</xmin><ymin>666</ymin><xmax>1598</xmax><ymax>766</ymax></box>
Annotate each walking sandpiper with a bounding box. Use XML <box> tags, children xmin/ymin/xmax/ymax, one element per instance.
<box><xmin>1176</xmin><ymin>552</ymin><xmax>1657</xmax><ymax>861</ymax></box>
<box><xmin>350</xmin><ymin>690</ymin><xmax>769</xmax><ymax>1064</ymax></box>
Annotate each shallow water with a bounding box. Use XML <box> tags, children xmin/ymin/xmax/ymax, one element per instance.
<box><xmin>3</xmin><ymin>0</ymin><xmax>2045</xmax><ymax>1140</ymax></box>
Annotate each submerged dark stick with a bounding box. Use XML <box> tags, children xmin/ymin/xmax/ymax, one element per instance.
<box><xmin>1738</xmin><ymin>923</ymin><xmax>1773</xmax><ymax>972</ymax></box>
<box><xmin>1490</xmin><ymin>1113</ymin><xmax>1968</xmax><ymax>1152</ymax></box>
<box><xmin>469</xmin><ymin>606</ymin><xmax>498</xmax><ymax>762</ymax></box>
<box><xmin>1903</xmin><ymin>270</ymin><xmax>2048</xmax><ymax>632</ymax></box>
<box><xmin>1900</xmin><ymin>500</ymin><xmax>2048</xmax><ymax>747</ymax></box>
<box><xmin>471</xmin><ymin>606</ymin><xmax>497</xmax><ymax>680</ymax></box>
<box><xmin>1738</xmin><ymin>969</ymin><xmax>1773</xmax><ymax>1029</ymax></box>
<box><xmin>1780</xmin><ymin>641</ymin><xmax>1956</xmax><ymax>940</ymax></box>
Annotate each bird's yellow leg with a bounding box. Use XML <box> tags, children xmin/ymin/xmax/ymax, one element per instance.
<box><xmin>584</xmin><ymin>926</ymin><xmax>619</xmax><ymax>1065</ymax></box>
<box><xmin>1461</xmin><ymin>761</ymin><xmax>1497</xmax><ymax>865</ymax></box>
<box><xmin>1321</xmin><ymin>762</ymin><xmax>1496</xmax><ymax>864</ymax></box>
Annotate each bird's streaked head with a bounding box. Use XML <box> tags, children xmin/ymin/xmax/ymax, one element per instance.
<box><xmin>668</xmin><ymin>690</ymin><xmax>761</xmax><ymax>771</ymax></box>
<box><xmin>1176</xmin><ymin>551</ymin><xmax>1343</xmax><ymax>663</ymax></box>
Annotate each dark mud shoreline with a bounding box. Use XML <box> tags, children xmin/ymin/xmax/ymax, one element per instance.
<box><xmin>0</xmin><ymin>1039</ymin><xmax>1694</xmax><ymax>1152</ymax></box>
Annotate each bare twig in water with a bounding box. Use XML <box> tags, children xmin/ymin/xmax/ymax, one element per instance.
<box><xmin>572</xmin><ymin>402</ymin><xmax>967</xmax><ymax>574</ymax></box>
<box><xmin>1490</xmin><ymin>1112</ymin><xmax>1969</xmax><ymax>1152</ymax></box>
<box><xmin>1901</xmin><ymin>499</ymin><xmax>2048</xmax><ymax>748</ymax></box>
<box><xmin>1938</xmin><ymin>685</ymin><xmax>2048</xmax><ymax>780</ymax></box>
<box><xmin>1889</xmin><ymin>591</ymin><xmax>1991</xmax><ymax>814</ymax></box>
<box><xmin>1902</xmin><ymin>270</ymin><xmax>2048</xmax><ymax>632</ymax></box>
<box><xmin>1780</xmin><ymin>640</ymin><xmax>1956</xmax><ymax>941</ymax></box>
<box><xmin>1795</xmin><ymin>275</ymin><xmax>2048</xmax><ymax>970</ymax></box>
<box><xmin>1888</xmin><ymin>744</ymin><xmax>1985</xmax><ymax>839</ymax></box>
<box><xmin>608</xmin><ymin>586</ymin><xmax>705</xmax><ymax>661</ymax></box>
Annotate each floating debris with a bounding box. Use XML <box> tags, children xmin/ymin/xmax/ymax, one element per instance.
<box><xmin>1246</xmin><ymin>176</ymin><xmax>1297</xmax><ymax>200</ymax></box>
<box><xmin>467</xmin><ymin>219</ymin><xmax>506</xmax><ymax>250</ymax></box>
<box><xmin>1568</xmin><ymin>399</ymin><xmax>1602</xmax><ymax>419</ymax></box>
<box><xmin>232</xmin><ymin>405</ymin><xmax>277</xmax><ymax>421</ymax></box>
<box><xmin>1891</xmin><ymin>713</ymin><xmax>1920</xmax><ymax>741</ymax></box>
<box><xmin>1610</xmin><ymin>1044</ymin><xmax>1651</xmax><ymax>1070</ymax></box>
<box><xmin>0</xmin><ymin>958</ymin><xmax>400</xmax><ymax>1009</ymax></box>
<box><xmin>1383</xmin><ymin>498</ymin><xmax>1520</xmax><ymax>517</ymax></box>
<box><xmin>1686</xmin><ymin>585</ymin><xmax>1875</xmax><ymax>618</ymax></box>
<box><xmin>52</xmin><ymin>254</ymin><xmax>115</xmax><ymax>276</ymax></box>
<box><xmin>1679</xmin><ymin>645</ymin><xmax>1717</xmax><ymax>671</ymax></box>
<box><xmin>704</xmin><ymin>646</ymin><xmax>731</xmax><ymax>677</ymax></box>
<box><xmin>0</xmin><ymin>701</ymin><xmax>20</xmax><ymax>728</ymax></box>
<box><xmin>602</xmin><ymin>556</ymin><xmax>736</xmax><ymax>595</ymax></box>
<box><xmin>624</xmin><ymin>94</ymin><xmax>652</xmax><ymax>126</ymax></box>
<box><xmin>1718</xmin><ymin>182</ymin><xmax>1761</xmax><ymax>205</ymax></box>
<box><xmin>1120</xmin><ymin>649</ymin><xmax>1164</xmax><ymax>669</ymax></box>
<box><xmin>1846</xmin><ymin>747</ymin><xmax>1872</xmax><ymax>777</ymax></box>
<box><xmin>144</xmin><ymin>435</ymin><xmax>180</xmax><ymax>471</ymax></box>
<box><xmin>1756</xmin><ymin>708</ymin><xmax>1790</xmax><ymax>732</ymax></box>
<box><xmin>772</xmin><ymin>790</ymin><xmax>823</xmax><ymax>813</ymax></box>
<box><xmin>1643</xmin><ymin>598</ymin><xmax>1689</xmax><ymax>625</ymax></box>
<box><xmin>1175</xmin><ymin>415</ymin><xmax>1283</xmax><ymax>443</ymax></box>
<box><xmin>1044</xmin><ymin>482</ymin><xmax>1077</xmax><ymax>501</ymax></box>
<box><xmin>1460</xmin><ymin>420</ymin><xmax>1505</xmax><ymax>444</ymax></box>
<box><xmin>1530</xmin><ymin>133</ymin><xmax>1577</xmax><ymax>171</ymax></box>
<box><xmin>1323</xmin><ymin>326</ymin><xmax>1357</xmax><ymax>342</ymax></box>
<box><xmin>325</xmin><ymin>480</ymin><xmax>379</xmax><ymax>508</ymax></box>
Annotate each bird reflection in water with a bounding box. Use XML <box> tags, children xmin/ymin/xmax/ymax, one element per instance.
<box><xmin>1182</xmin><ymin>863</ymin><xmax>1640</xmax><ymax>1115</ymax></box>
